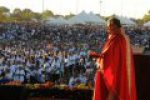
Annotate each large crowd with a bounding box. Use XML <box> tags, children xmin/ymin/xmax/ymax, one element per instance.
<box><xmin>0</xmin><ymin>22</ymin><xmax>149</xmax><ymax>87</ymax></box>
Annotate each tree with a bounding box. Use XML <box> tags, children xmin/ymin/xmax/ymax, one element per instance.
<box><xmin>0</xmin><ymin>6</ymin><xmax>55</xmax><ymax>22</ymax></box>
<box><xmin>33</xmin><ymin>12</ymin><xmax>42</xmax><ymax>20</ymax></box>
<box><xmin>42</xmin><ymin>10</ymin><xmax>54</xmax><ymax>19</ymax></box>
<box><xmin>12</xmin><ymin>8</ymin><xmax>22</xmax><ymax>21</ymax></box>
<box><xmin>21</xmin><ymin>8</ymin><xmax>34</xmax><ymax>21</ymax></box>
<box><xmin>135</xmin><ymin>19</ymin><xmax>144</xmax><ymax>25</ymax></box>
<box><xmin>65</xmin><ymin>13</ymin><xmax>75</xmax><ymax>19</ymax></box>
<box><xmin>143</xmin><ymin>15</ymin><xmax>150</xmax><ymax>22</ymax></box>
<box><xmin>0</xmin><ymin>6</ymin><xmax>10</xmax><ymax>14</ymax></box>
<box><xmin>143</xmin><ymin>10</ymin><xmax>150</xmax><ymax>22</ymax></box>
<box><xmin>0</xmin><ymin>6</ymin><xmax>10</xmax><ymax>22</ymax></box>
<box><xmin>12</xmin><ymin>8</ymin><xmax>42</xmax><ymax>21</ymax></box>
<box><xmin>13</xmin><ymin>8</ymin><xmax>22</xmax><ymax>15</ymax></box>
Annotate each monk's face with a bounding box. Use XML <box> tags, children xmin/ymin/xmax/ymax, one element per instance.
<box><xmin>107</xmin><ymin>21</ymin><xmax>119</xmax><ymax>34</ymax></box>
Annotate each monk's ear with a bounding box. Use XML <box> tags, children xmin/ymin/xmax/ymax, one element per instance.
<box><xmin>120</xmin><ymin>27</ymin><xmax>125</xmax><ymax>34</ymax></box>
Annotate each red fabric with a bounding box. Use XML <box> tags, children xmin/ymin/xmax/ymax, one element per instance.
<box><xmin>90</xmin><ymin>52</ymin><xmax>101</xmax><ymax>58</ymax></box>
<box><xmin>93</xmin><ymin>34</ymin><xmax>137</xmax><ymax>100</ymax></box>
<box><xmin>93</xmin><ymin>71</ymin><xmax>108</xmax><ymax>100</ymax></box>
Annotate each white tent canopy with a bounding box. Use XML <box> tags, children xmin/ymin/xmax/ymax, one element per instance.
<box><xmin>68</xmin><ymin>11</ymin><xmax>88</xmax><ymax>24</ymax></box>
<box><xmin>46</xmin><ymin>17</ymin><xmax>69</xmax><ymax>25</ymax></box>
<box><xmin>68</xmin><ymin>11</ymin><xmax>106</xmax><ymax>25</ymax></box>
<box><xmin>88</xmin><ymin>12</ymin><xmax>106</xmax><ymax>25</ymax></box>
<box><xmin>143</xmin><ymin>21</ymin><xmax>150</xmax><ymax>27</ymax></box>
<box><xmin>48</xmin><ymin>17</ymin><xmax>55</xmax><ymax>20</ymax></box>
<box><xmin>114</xmin><ymin>15</ymin><xmax>136</xmax><ymax>26</ymax></box>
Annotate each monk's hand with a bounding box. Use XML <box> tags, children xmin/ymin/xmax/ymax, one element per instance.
<box><xmin>98</xmin><ymin>67</ymin><xmax>104</xmax><ymax>74</ymax></box>
<box><xmin>89</xmin><ymin>51</ymin><xmax>102</xmax><ymax>58</ymax></box>
<box><xmin>96</xmin><ymin>61</ymin><xmax>104</xmax><ymax>74</ymax></box>
<box><xmin>100</xmin><ymin>62</ymin><xmax>104</xmax><ymax>74</ymax></box>
<box><xmin>89</xmin><ymin>51</ymin><xmax>97</xmax><ymax>56</ymax></box>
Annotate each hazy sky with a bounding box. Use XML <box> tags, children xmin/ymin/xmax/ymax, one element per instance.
<box><xmin>0</xmin><ymin>0</ymin><xmax>149</xmax><ymax>18</ymax></box>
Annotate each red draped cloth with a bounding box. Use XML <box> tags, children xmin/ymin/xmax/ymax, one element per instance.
<box><xmin>91</xmin><ymin>33</ymin><xmax>137</xmax><ymax>100</ymax></box>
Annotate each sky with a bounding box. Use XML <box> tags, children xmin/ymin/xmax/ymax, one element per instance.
<box><xmin>0</xmin><ymin>0</ymin><xmax>150</xmax><ymax>19</ymax></box>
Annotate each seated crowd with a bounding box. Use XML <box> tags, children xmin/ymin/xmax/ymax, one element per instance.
<box><xmin>0</xmin><ymin>22</ymin><xmax>149</xmax><ymax>87</ymax></box>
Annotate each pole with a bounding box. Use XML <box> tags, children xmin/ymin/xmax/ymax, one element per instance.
<box><xmin>121</xmin><ymin>0</ymin><xmax>123</xmax><ymax>16</ymax></box>
<box><xmin>76</xmin><ymin>0</ymin><xmax>79</xmax><ymax>14</ymax></box>
<box><xmin>100</xmin><ymin>0</ymin><xmax>102</xmax><ymax>15</ymax></box>
<box><xmin>42</xmin><ymin>0</ymin><xmax>45</xmax><ymax>12</ymax></box>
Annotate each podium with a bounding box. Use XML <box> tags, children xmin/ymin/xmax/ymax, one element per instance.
<box><xmin>134</xmin><ymin>55</ymin><xmax>150</xmax><ymax>100</ymax></box>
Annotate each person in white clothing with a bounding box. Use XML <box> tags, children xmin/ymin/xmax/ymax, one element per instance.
<box><xmin>13</xmin><ymin>65</ymin><xmax>25</xmax><ymax>82</ymax></box>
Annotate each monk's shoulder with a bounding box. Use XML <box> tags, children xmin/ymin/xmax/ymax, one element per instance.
<box><xmin>114</xmin><ymin>34</ymin><xmax>126</xmax><ymax>43</ymax></box>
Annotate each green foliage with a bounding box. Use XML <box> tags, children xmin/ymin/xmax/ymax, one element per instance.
<box><xmin>0</xmin><ymin>6</ymin><xmax>149</xmax><ymax>24</ymax></box>
<box><xmin>13</xmin><ymin>8</ymin><xmax>22</xmax><ymax>15</ymax></box>
<box><xmin>21</xmin><ymin>9</ymin><xmax>34</xmax><ymax>21</ymax></box>
<box><xmin>42</xmin><ymin>10</ymin><xmax>54</xmax><ymax>20</ymax></box>
<box><xmin>65</xmin><ymin>13</ymin><xmax>75</xmax><ymax>19</ymax></box>
<box><xmin>143</xmin><ymin>14</ymin><xmax>150</xmax><ymax>22</ymax></box>
<box><xmin>135</xmin><ymin>19</ymin><xmax>144</xmax><ymax>25</ymax></box>
<box><xmin>0</xmin><ymin>6</ymin><xmax>10</xmax><ymax>14</ymax></box>
<box><xmin>11</xmin><ymin>8</ymin><xmax>22</xmax><ymax>21</ymax></box>
<box><xmin>0</xmin><ymin>6</ymin><xmax>10</xmax><ymax>22</ymax></box>
<box><xmin>0</xmin><ymin>6</ymin><xmax>54</xmax><ymax>22</ymax></box>
<box><xmin>141</xmin><ymin>10</ymin><xmax>150</xmax><ymax>23</ymax></box>
<box><xmin>33</xmin><ymin>12</ymin><xmax>42</xmax><ymax>20</ymax></box>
